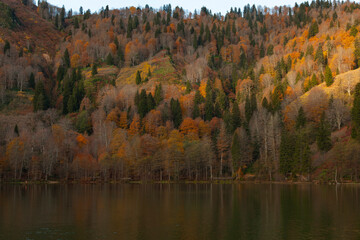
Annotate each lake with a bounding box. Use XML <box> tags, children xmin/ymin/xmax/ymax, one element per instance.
<box><xmin>0</xmin><ymin>183</ymin><xmax>359</xmax><ymax>240</ymax></box>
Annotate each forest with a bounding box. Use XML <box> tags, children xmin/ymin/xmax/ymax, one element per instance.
<box><xmin>1</xmin><ymin>0</ymin><xmax>360</xmax><ymax>183</ymax></box>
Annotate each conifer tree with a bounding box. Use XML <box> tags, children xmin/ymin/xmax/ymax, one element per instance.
<box><xmin>231</xmin><ymin>131</ymin><xmax>241</xmax><ymax>176</ymax></box>
<box><xmin>231</xmin><ymin>102</ymin><xmax>241</xmax><ymax>132</ymax></box>
<box><xmin>295</xmin><ymin>107</ymin><xmax>306</xmax><ymax>129</ymax></box>
<box><xmin>316</xmin><ymin>112</ymin><xmax>332</xmax><ymax>152</ymax></box>
<box><xmin>351</xmin><ymin>83</ymin><xmax>360</xmax><ymax>140</ymax></box>
<box><xmin>324</xmin><ymin>65</ymin><xmax>333</xmax><ymax>86</ymax></box>
<box><xmin>135</xmin><ymin>70</ymin><xmax>142</xmax><ymax>85</ymax></box>
<box><xmin>28</xmin><ymin>72</ymin><xmax>35</xmax><ymax>89</ymax></box>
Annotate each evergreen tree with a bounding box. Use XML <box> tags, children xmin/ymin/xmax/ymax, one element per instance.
<box><xmin>147</xmin><ymin>93</ymin><xmax>155</xmax><ymax>111</ymax></box>
<box><xmin>154</xmin><ymin>84</ymin><xmax>163</xmax><ymax>106</ymax></box>
<box><xmin>192</xmin><ymin>103</ymin><xmax>200</xmax><ymax>119</ymax></box>
<box><xmin>145</xmin><ymin>21</ymin><xmax>151</xmax><ymax>32</ymax></box>
<box><xmin>294</xmin><ymin>130</ymin><xmax>311</xmax><ymax>176</ymax></box>
<box><xmin>138</xmin><ymin>89</ymin><xmax>148</xmax><ymax>119</ymax></box>
<box><xmin>351</xmin><ymin>83</ymin><xmax>360</xmax><ymax>140</ymax></box>
<box><xmin>194</xmin><ymin>90</ymin><xmax>204</xmax><ymax>104</ymax></box>
<box><xmin>354</xmin><ymin>38</ymin><xmax>360</xmax><ymax>69</ymax></box>
<box><xmin>279</xmin><ymin>130</ymin><xmax>295</xmax><ymax>176</ymax></box>
<box><xmin>33</xmin><ymin>81</ymin><xmax>49</xmax><ymax>112</ymax></box>
<box><xmin>63</xmin><ymin>49</ymin><xmax>70</xmax><ymax>68</ymax></box>
<box><xmin>106</xmin><ymin>53</ymin><xmax>114</xmax><ymax>65</ymax></box>
<box><xmin>308</xmin><ymin>20</ymin><xmax>319</xmax><ymax>38</ymax></box>
<box><xmin>316</xmin><ymin>112</ymin><xmax>332</xmax><ymax>152</ymax></box>
<box><xmin>324</xmin><ymin>65</ymin><xmax>333</xmax><ymax>86</ymax></box>
<box><xmin>60</xmin><ymin>6</ymin><xmax>65</xmax><ymax>28</ymax></box>
<box><xmin>205</xmin><ymin>97</ymin><xmax>214</xmax><ymax>121</ymax></box>
<box><xmin>91</xmin><ymin>64</ymin><xmax>98</xmax><ymax>76</ymax></box>
<box><xmin>231</xmin><ymin>131</ymin><xmax>241</xmax><ymax>175</ymax></box>
<box><xmin>231</xmin><ymin>102</ymin><xmax>241</xmax><ymax>132</ymax></box>
<box><xmin>170</xmin><ymin>98</ymin><xmax>182</xmax><ymax>128</ymax></box>
<box><xmin>14</xmin><ymin>124</ymin><xmax>19</xmax><ymax>137</ymax></box>
<box><xmin>295</xmin><ymin>106</ymin><xmax>306</xmax><ymax>129</ymax></box>
<box><xmin>135</xmin><ymin>70</ymin><xmax>142</xmax><ymax>85</ymax></box>
<box><xmin>28</xmin><ymin>72</ymin><xmax>35</xmax><ymax>89</ymax></box>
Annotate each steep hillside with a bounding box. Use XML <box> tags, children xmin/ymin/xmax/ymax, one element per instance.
<box><xmin>0</xmin><ymin>0</ymin><xmax>63</xmax><ymax>54</ymax></box>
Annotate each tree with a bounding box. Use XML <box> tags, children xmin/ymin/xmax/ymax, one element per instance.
<box><xmin>170</xmin><ymin>98</ymin><xmax>182</xmax><ymax>128</ymax></box>
<box><xmin>33</xmin><ymin>81</ymin><xmax>49</xmax><ymax>111</ymax></box>
<box><xmin>295</xmin><ymin>107</ymin><xmax>306</xmax><ymax>129</ymax></box>
<box><xmin>3</xmin><ymin>40</ymin><xmax>10</xmax><ymax>55</ymax></box>
<box><xmin>135</xmin><ymin>70</ymin><xmax>141</xmax><ymax>85</ymax></box>
<box><xmin>28</xmin><ymin>72</ymin><xmax>35</xmax><ymax>89</ymax></box>
<box><xmin>154</xmin><ymin>84</ymin><xmax>163</xmax><ymax>106</ymax></box>
<box><xmin>352</xmin><ymin>83</ymin><xmax>360</xmax><ymax>140</ymax></box>
<box><xmin>308</xmin><ymin>20</ymin><xmax>319</xmax><ymax>38</ymax></box>
<box><xmin>63</xmin><ymin>49</ymin><xmax>70</xmax><ymax>68</ymax></box>
<box><xmin>231</xmin><ymin>103</ymin><xmax>241</xmax><ymax>132</ymax></box>
<box><xmin>106</xmin><ymin>53</ymin><xmax>114</xmax><ymax>65</ymax></box>
<box><xmin>91</xmin><ymin>64</ymin><xmax>98</xmax><ymax>76</ymax></box>
<box><xmin>279</xmin><ymin>130</ymin><xmax>295</xmax><ymax>176</ymax></box>
<box><xmin>317</xmin><ymin>112</ymin><xmax>332</xmax><ymax>152</ymax></box>
<box><xmin>324</xmin><ymin>65</ymin><xmax>333</xmax><ymax>86</ymax></box>
<box><xmin>231</xmin><ymin>131</ymin><xmax>241</xmax><ymax>177</ymax></box>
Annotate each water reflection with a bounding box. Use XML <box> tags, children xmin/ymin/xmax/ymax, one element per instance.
<box><xmin>0</xmin><ymin>184</ymin><xmax>359</xmax><ymax>240</ymax></box>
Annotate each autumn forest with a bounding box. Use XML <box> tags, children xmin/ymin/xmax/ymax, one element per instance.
<box><xmin>1</xmin><ymin>0</ymin><xmax>360</xmax><ymax>183</ymax></box>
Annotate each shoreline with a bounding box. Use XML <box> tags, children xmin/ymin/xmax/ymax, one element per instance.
<box><xmin>1</xmin><ymin>180</ymin><xmax>360</xmax><ymax>185</ymax></box>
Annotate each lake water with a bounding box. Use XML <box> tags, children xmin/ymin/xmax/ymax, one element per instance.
<box><xmin>0</xmin><ymin>183</ymin><xmax>360</xmax><ymax>240</ymax></box>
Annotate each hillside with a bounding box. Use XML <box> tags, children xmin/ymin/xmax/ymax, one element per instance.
<box><xmin>1</xmin><ymin>1</ymin><xmax>360</xmax><ymax>183</ymax></box>
<box><xmin>0</xmin><ymin>0</ymin><xmax>63</xmax><ymax>54</ymax></box>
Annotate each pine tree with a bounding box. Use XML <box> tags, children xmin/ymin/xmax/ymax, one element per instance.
<box><xmin>308</xmin><ymin>20</ymin><xmax>319</xmax><ymax>38</ymax></box>
<box><xmin>324</xmin><ymin>65</ymin><xmax>333</xmax><ymax>86</ymax></box>
<box><xmin>63</xmin><ymin>49</ymin><xmax>70</xmax><ymax>68</ymax></box>
<box><xmin>192</xmin><ymin>103</ymin><xmax>200</xmax><ymax>119</ymax></box>
<box><xmin>231</xmin><ymin>102</ymin><xmax>241</xmax><ymax>132</ymax></box>
<box><xmin>231</xmin><ymin>131</ymin><xmax>241</xmax><ymax>175</ymax></box>
<box><xmin>91</xmin><ymin>64</ymin><xmax>98</xmax><ymax>76</ymax></box>
<box><xmin>145</xmin><ymin>21</ymin><xmax>151</xmax><ymax>32</ymax></box>
<box><xmin>295</xmin><ymin>106</ymin><xmax>306</xmax><ymax>129</ymax></box>
<box><xmin>352</xmin><ymin>83</ymin><xmax>360</xmax><ymax>140</ymax></box>
<box><xmin>147</xmin><ymin>93</ymin><xmax>155</xmax><ymax>111</ymax></box>
<box><xmin>170</xmin><ymin>98</ymin><xmax>182</xmax><ymax>128</ymax></box>
<box><xmin>316</xmin><ymin>112</ymin><xmax>332</xmax><ymax>152</ymax></box>
<box><xmin>33</xmin><ymin>81</ymin><xmax>49</xmax><ymax>112</ymax></box>
<box><xmin>353</xmin><ymin>38</ymin><xmax>360</xmax><ymax>69</ymax></box>
<box><xmin>279</xmin><ymin>130</ymin><xmax>295</xmax><ymax>176</ymax></box>
<box><xmin>294</xmin><ymin>130</ymin><xmax>311</xmax><ymax>176</ymax></box>
<box><xmin>135</xmin><ymin>70</ymin><xmax>142</xmax><ymax>85</ymax></box>
<box><xmin>138</xmin><ymin>89</ymin><xmax>148</xmax><ymax>119</ymax></box>
<box><xmin>106</xmin><ymin>53</ymin><xmax>114</xmax><ymax>65</ymax></box>
<box><xmin>28</xmin><ymin>72</ymin><xmax>35</xmax><ymax>89</ymax></box>
<box><xmin>14</xmin><ymin>124</ymin><xmax>19</xmax><ymax>137</ymax></box>
<box><xmin>154</xmin><ymin>84</ymin><xmax>163</xmax><ymax>106</ymax></box>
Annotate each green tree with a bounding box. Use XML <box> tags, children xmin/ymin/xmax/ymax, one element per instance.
<box><xmin>91</xmin><ymin>64</ymin><xmax>98</xmax><ymax>76</ymax></box>
<box><xmin>352</xmin><ymin>83</ymin><xmax>360</xmax><ymax>140</ymax></box>
<box><xmin>324</xmin><ymin>65</ymin><xmax>333</xmax><ymax>86</ymax></box>
<box><xmin>170</xmin><ymin>98</ymin><xmax>182</xmax><ymax>128</ymax></box>
<box><xmin>135</xmin><ymin>70</ymin><xmax>142</xmax><ymax>85</ymax></box>
<box><xmin>308</xmin><ymin>20</ymin><xmax>319</xmax><ymax>38</ymax></box>
<box><xmin>231</xmin><ymin>102</ymin><xmax>241</xmax><ymax>132</ymax></box>
<box><xmin>295</xmin><ymin>106</ymin><xmax>306</xmax><ymax>129</ymax></box>
<box><xmin>231</xmin><ymin>131</ymin><xmax>241</xmax><ymax>176</ymax></box>
<box><xmin>28</xmin><ymin>72</ymin><xmax>35</xmax><ymax>89</ymax></box>
<box><xmin>279</xmin><ymin>130</ymin><xmax>295</xmax><ymax>176</ymax></box>
<box><xmin>106</xmin><ymin>53</ymin><xmax>114</xmax><ymax>65</ymax></box>
<box><xmin>154</xmin><ymin>84</ymin><xmax>163</xmax><ymax>106</ymax></box>
<box><xmin>33</xmin><ymin>81</ymin><xmax>49</xmax><ymax>112</ymax></box>
<box><xmin>317</xmin><ymin>112</ymin><xmax>332</xmax><ymax>152</ymax></box>
<box><xmin>63</xmin><ymin>49</ymin><xmax>70</xmax><ymax>68</ymax></box>
<box><xmin>138</xmin><ymin>89</ymin><xmax>148</xmax><ymax>119</ymax></box>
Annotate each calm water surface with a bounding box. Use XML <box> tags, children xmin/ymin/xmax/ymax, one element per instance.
<box><xmin>0</xmin><ymin>183</ymin><xmax>359</xmax><ymax>240</ymax></box>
